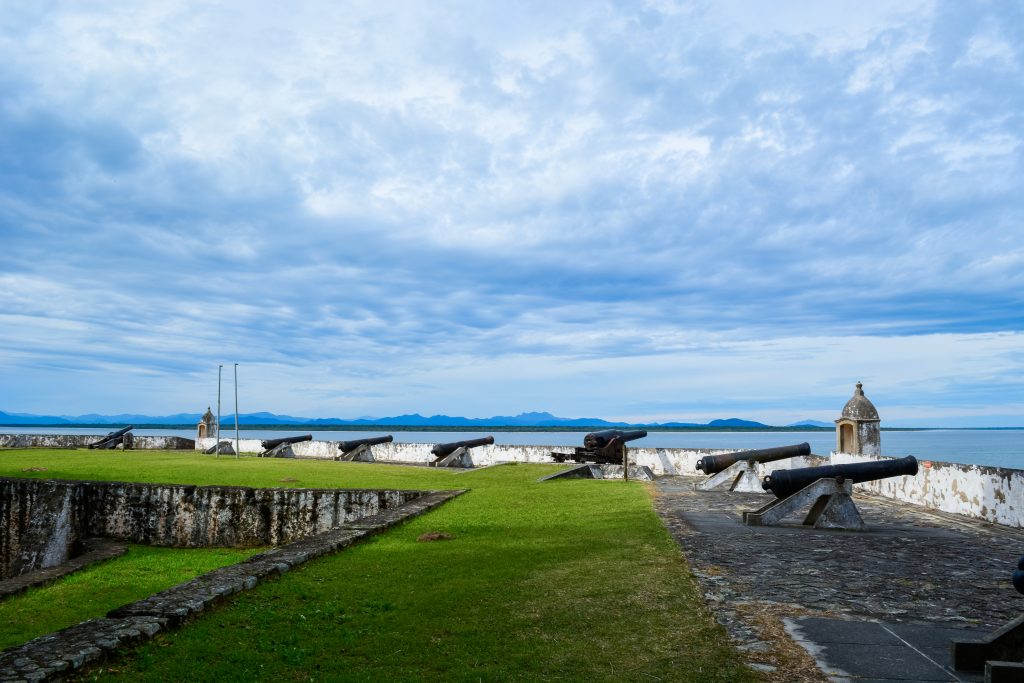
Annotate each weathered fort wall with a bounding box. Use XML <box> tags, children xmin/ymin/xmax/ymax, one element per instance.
<box><xmin>0</xmin><ymin>477</ymin><xmax>426</xmax><ymax>580</ymax></box>
<box><xmin>196</xmin><ymin>437</ymin><xmax>739</xmax><ymax>468</ymax></box>
<box><xmin>831</xmin><ymin>452</ymin><xmax>1024</xmax><ymax>527</ymax></box>
<box><xmin>194</xmin><ymin>438</ymin><xmax>1024</xmax><ymax>527</ymax></box>
<box><xmin>0</xmin><ymin>434</ymin><xmax>194</xmax><ymax>449</ymax></box>
<box><xmin>198</xmin><ymin>437</ymin><xmax>825</xmax><ymax>472</ymax></box>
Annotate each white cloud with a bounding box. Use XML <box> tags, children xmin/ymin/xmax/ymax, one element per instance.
<box><xmin>0</xmin><ymin>0</ymin><xmax>1021</xmax><ymax>425</ymax></box>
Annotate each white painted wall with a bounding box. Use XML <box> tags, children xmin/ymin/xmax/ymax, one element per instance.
<box><xmin>195</xmin><ymin>437</ymin><xmax>826</xmax><ymax>473</ymax></box>
<box><xmin>192</xmin><ymin>438</ymin><xmax>1024</xmax><ymax>528</ymax></box>
<box><xmin>833</xmin><ymin>452</ymin><xmax>1024</xmax><ymax>528</ymax></box>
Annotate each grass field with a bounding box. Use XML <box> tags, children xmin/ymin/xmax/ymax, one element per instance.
<box><xmin>0</xmin><ymin>545</ymin><xmax>261</xmax><ymax>651</ymax></box>
<box><xmin>0</xmin><ymin>450</ymin><xmax>756</xmax><ymax>682</ymax></box>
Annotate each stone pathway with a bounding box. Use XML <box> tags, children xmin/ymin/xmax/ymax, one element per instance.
<box><xmin>653</xmin><ymin>477</ymin><xmax>1024</xmax><ymax>681</ymax></box>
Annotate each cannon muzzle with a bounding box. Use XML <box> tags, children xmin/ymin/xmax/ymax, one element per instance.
<box><xmin>762</xmin><ymin>455</ymin><xmax>919</xmax><ymax>498</ymax></box>
<box><xmin>260</xmin><ymin>434</ymin><xmax>313</xmax><ymax>450</ymax></box>
<box><xmin>696</xmin><ymin>442</ymin><xmax>811</xmax><ymax>475</ymax></box>
<box><xmin>431</xmin><ymin>436</ymin><xmax>494</xmax><ymax>458</ymax></box>
<box><xmin>88</xmin><ymin>426</ymin><xmax>134</xmax><ymax>449</ymax></box>
<box><xmin>338</xmin><ymin>435</ymin><xmax>394</xmax><ymax>452</ymax></box>
<box><xmin>583</xmin><ymin>429</ymin><xmax>648</xmax><ymax>449</ymax></box>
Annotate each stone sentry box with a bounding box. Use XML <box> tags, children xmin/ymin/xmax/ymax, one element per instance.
<box><xmin>0</xmin><ymin>477</ymin><xmax>426</xmax><ymax>580</ymax></box>
<box><xmin>834</xmin><ymin>382</ymin><xmax>881</xmax><ymax>456</ymax></box>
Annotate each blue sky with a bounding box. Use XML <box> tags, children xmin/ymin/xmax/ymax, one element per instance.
<box><xmin>1</xmin><ymin>1</ymin><xmax>1021</xmax><ymax>427</ymax></box>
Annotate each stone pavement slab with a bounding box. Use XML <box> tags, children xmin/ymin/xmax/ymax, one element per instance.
<box><xmin>785</xmin><ymin>617</ymin><xmax>984</xmax><ymax>682</ymax></box>
<box><xmin>653</xmin><ymin>476</ymin><xmax>1024</xmax><ymax>681</ymax></box>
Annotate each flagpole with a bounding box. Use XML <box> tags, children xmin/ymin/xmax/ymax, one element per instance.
<box><xmin>234</xmin><ymin>363</ymin><xmax>240</xmax><ymax>459</ymax></box>
<box><xmin>216</xmin><ymin>365</ymin><xmax>223</xmax><ymax>458</ymax></box>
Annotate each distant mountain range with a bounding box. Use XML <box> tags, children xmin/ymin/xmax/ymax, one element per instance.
<box><xmin>787</xmin><ymin>420</ymin><xmax>834</xmax><ymax>428</ymax></box>
<box><xmin>0</xmin><ymin>410</ymin><xmax>833</xmax><ymax>429</ymax></box>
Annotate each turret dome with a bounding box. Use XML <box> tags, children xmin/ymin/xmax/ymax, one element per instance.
<box><xmin>841</xmin><ymin>382</ymin><xmax>879</xmax><ymax>421</ymax></box>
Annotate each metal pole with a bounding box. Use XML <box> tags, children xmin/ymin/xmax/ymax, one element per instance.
<box><xmin>216</xmin><ymin>365</ymin><xmax>222</xmax><ymax>458</ymax></box>
<box><xmin>233</xmin><ymin>363</ymin><xmax>240</xmax><ymax>458</ymax></box>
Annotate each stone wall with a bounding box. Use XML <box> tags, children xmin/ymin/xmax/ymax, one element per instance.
<box><xmin>0</xmin><ymin>434</ymin><xmax>195</xmax><ymax>449</ymax></box>
<box><xmin>193</xmin><ymin>438</ymin><xmax>1024</xmax><ymax>528</ymax></box>
<box><xmin>196</xmin><ymin>437</ymin><xmax>829</xmax><ymax>474</ymax></box>
<box><xmin>196</xmin><ymin>437</ymin><xmax>731</xmax><ymax>469</ymax></box>
<box><xmin>832</xmin><ymin>452</ymin><xmax>1024</xmax><ymax>528</ymax></box>
<box><xmin>0</xmin><ymin>477</ymin><xmax>427</xmax><ymax>580</ymax></box>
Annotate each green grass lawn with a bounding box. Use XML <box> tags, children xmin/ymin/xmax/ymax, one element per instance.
<box><xmin>0</xmin><ymin>545</ymin><xmax>260</xmax><ymax>651</ymax></box>
<box><xmin>0</xmin><ymin>449</ymin><xmax>756</xmax><ymax>682</ymax></box>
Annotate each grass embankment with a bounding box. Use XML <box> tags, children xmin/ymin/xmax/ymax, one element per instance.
<box><xmin>0</xmin><ymin>450</ymin><xmax>756</xmax><ymax>682</ymax></box>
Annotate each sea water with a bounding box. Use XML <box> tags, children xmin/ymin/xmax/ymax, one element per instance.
<box><xmin>2</xmin><ymin>426</ymin><xmax>1021</xmax><ymax>469</ymax></box>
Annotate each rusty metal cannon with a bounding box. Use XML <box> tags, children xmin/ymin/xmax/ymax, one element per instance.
<box><xmin>695</xmin><ymin>442</ymin><xmax>812</xmax><ymax>492</ymax></box>
<box><xmin>259</xmin><ymin>434</ymin><xmax>312</xmax><ymax>457</ymax></box>
<box><xmin>744</xmin><ymin>456</ymin><xmax>919</xmax><ymax>530</ymax></box>
<box><xmin>87</xmin><ymin>426</ymin><xmax>133</xmax><ymax>450</ymax></box>
<box><xmin>583</xmin><ymin>429</ymin><xmax>648</xmax><ymax>450</ymax></box>
<box><xmin>339</xmin><ymin>435</ymin><xmax>394</xmax><ymax>452</ymax></box>
<box><xmin>430</xmin><ymin>436</ymin><xmax>494</xmax><ymax>467</ymax></box>
<box><xmin>761</xmin><ymin>455</ymin><xmax>919</xmax><ymax>498</ymax></box>
<box><xmin>553</xmin><ymin>429</ymin><xmax>648</xmax><ymax>465</ymax></box>
<box><xmin>337</xmin><ymin>435</ymin><xmax>394</xmax><ymax>462</ymax></box>
<box><xmin>696</xmin><ymin>442</ymin><xmax>811</xmax><ymax>475</ymax></box>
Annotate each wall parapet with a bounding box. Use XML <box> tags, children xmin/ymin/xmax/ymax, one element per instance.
<box><xmin>0</xmin><ymin>434</ymin><xmax>194</xmax><ymax>449</ymax></box>
<box><xmin>831</xmin><ymin>452</ymin><xmax>1024</xmax><ymax>528</ymax></box>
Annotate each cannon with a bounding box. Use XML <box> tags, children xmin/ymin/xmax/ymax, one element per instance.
<box><xmin>87</xmin><ymin>426</ymin><xmax>133</xmax><ymax>450</ymax></box>
<box><xmin>762</xmin><ymin>455</ymin><xmax>919</xmax><ymax>499</ymax></box>
<box><xmin>339</xmin><ymin>435</ymin><xmax>394</xmax><ymax>452</ymax></box>
<box><xmin>431</xmin><ymin>436</ymin><xmax>494</xmax><ymax>458</ymax></box>
<box><xmin>696</xmin><ymin>442</ymin><xmax>811</xmax><ymax>475</ymax></box>
<box><xmin>336</xmin><ymin>435</ymin><xmax>393</xmax><ymax>462</ymax></box>
<box><xmin>259</xmin><ymin>434</ymin><xmax>312</xmax><ymax>457</ymax></box>
<box><xmin>260</xmin><ymin>434</ymin><xmax>313</xmax><ymax>450</ymax></box>
<box><xmin>694</xmin><ymin>442</ymin><xmax>812</xmax><ymax>492</ymax></box>
<box><xmin>553</xmin><ymin>429</ymin><xmax>648</xmax><ymax>466</ymax></box>
<box><xmin>744</xmin><ymin>456</ymin><xmax>920</xmax><ymax>530</ymax></box>
<box><xmin>583</xmin><ymin>429</ymin><xmax>648</xmax><ymax>450</ymax></box>
<box><xmin>430</xmin><ymin>436</ymin><xmax>494</xmax><ymax>467</ymax></box>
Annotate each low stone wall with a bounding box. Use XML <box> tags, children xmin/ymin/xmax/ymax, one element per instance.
<box><xmin>832</xmin><ymin>452</ymin><xmax>1024</xmax><ymax>528</ymax></box>
<box><xmin>194</xmin><ymin>438</ymin><xmax>1024</xmax><ymax>528</ymax></box>
<box><xmin>0</xmin><ymin>477</ymin><xmax>426</xmax><ymax>579</ymax></box>
<box><xmin>197</xmin><ymin>437</ymin><xmax>732</xmax><ymax>469</ymax></box>
<box><xmin>0</xmin><ymin>434</ymin><xmax>194</xmax><ymax>449</ymax></box>
<box><xmin>196</xmin><ymin>437</ymin><xmax>829</xmax><ymax>475</ymax></box>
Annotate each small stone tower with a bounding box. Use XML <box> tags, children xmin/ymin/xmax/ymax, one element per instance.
<box><xmin>197</xmin><ymin>407</ymin><xmax>216</xmax><ymax>440</ymax></box>
<box><xmin>835</xmin><ymin>382</ymin><xmax>881</xmax><ymax>455</ymax></box>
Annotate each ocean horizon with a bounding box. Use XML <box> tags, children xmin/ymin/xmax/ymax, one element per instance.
<box><xmin>3</xmin><ymin>426</ymin><xmax>1021</xmax><ymax>470</ymax></box>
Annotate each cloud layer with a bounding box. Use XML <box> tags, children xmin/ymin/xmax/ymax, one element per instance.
<box><xmin>1</xmin><ymin>1</ymin><xmax>1022</xmax><ymax>425</ymax></box>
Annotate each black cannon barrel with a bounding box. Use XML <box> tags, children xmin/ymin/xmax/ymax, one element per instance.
<box><xmin>583</xmin><ymin>429</ymin><xmax>648</xmax><ymax>449</ymax></box>
<box><xmin>87</xmin><ymin>426</ymin><xmax>133</xmax><ymax>449</ymax></box>
<box><xmin>260</xmin><ymin>434</ymin><xmax>313</xmax><ymax>450</ymax></box>
<box><xmin>762</xmin><ymin>455</ymin><xmax>919</xmax><ymax>498</ymax></box>
<box><xmin>431</xmin><ymin>436</ymin><xmax>494</xmax><ymax>458</ymax></box>
<box><xmin>338</xmin><ymin>435</ymin><xmax>394</xmax><ymax>452</ymax></box>
<box><xmin>695</xmin><ymin>442</ymin><xmax>811</xmax><ymax>475</ymax></box>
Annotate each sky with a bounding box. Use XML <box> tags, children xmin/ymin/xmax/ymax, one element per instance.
<box><xmin>1</xmin><ymin>1</ymin><xmax>1022</xmax><ymax>427</ymax></box>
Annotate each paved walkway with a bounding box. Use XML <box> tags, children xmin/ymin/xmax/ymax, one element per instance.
<box><xmin>653</xmin><ymin>477</ymin><xmax>1024</xmax><ymax>681</ymax></box>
